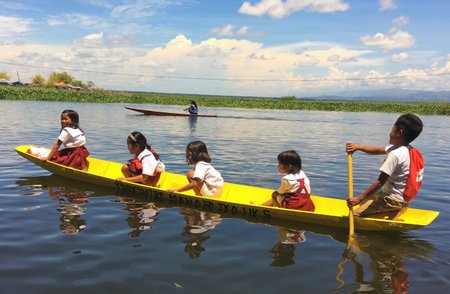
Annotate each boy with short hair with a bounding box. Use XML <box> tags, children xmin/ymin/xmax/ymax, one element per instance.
<box><xmin>346</xmin><ymin>113</ymin><xmax>424</xmax><ymax>218</ymax></box>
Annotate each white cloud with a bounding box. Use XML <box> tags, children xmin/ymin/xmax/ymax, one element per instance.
<box><xmin>392</xmin><ymin>16</ymin><xmax>409</xmax><ymax>27</ymax></box>
<box><xmin>138</xmin><ymin>36</ymin><xmax>376</xmax><ymax>95</ymax></box>
<box><xmin>188</xmin><ymin>45</ymin><xmax>224</xmax><ymax>57</ymax></box>
<box><xmin>327</xmin><ymin>54</ymin><xmax>357</xmax><ymax>63</ymax></box>
<box><xmin>0</xmin><ymin>15</ymin><xmax>32</xmax><ymax>37</ymax></box>
<box><xmin>237</xmin><ymin>26</ymin><xmax>250</xmax><ymax>35</ymax></box>
<box><xmin>248</xmin><ymin>52</ymin><xmax>274</xmax><ymax>60</ymax></box>
<box><xmin>166</xmin><ymin>34</ymin><xmax>193</xmax><ymax>49</ymax></box>
<box><xmin>108</xmin><ymin>34</ymin><xmax>135</xmax><ymax>45</ymax></box>
<box><xmin>397</xmin><ymin>68</ymin><xmax>426</xmax><ymax>79</ymax></box>
<box><xmin>2</xmin><ymin>34</ymin><xmax>449</xmax><ymax>96</ymax></box>
<box><xmin>444</xmin><ymin>61</ymin><xmax>450</xmax><ymax>72</ymax></box>
<box><xmin>361</xmin><ymin>29</ymin><xmax>415</xmax><ymax>51</ymax></box>
<box><xmin>135</xmin><ymin>36</ymin><xmax>450</xmax><ymax>94</ymax></box>
<box><xmin>110</xmin><ymin>0</ymin><xmax>182</xmax><ymax>19</ymax></box>
<box><xmin>239</xmin><ymin>0</ymin><xmax>350</xmax><ymax>19</ymax></box>
<box><xmin>211</xmin><ymin>24</ymin><xmax>234</xmax><ymax>36</ymax></box>
<box><xmin>285</xmin><ymin>46</ymin><xmax>374</xmax><ymax>68</ymax></box>
<box><xmin>72</xmin><ymin>33</ymin><xmax>105</xmax><ymax>50</ymax></box>
<box><xmin>13</xmin><ymin>40</ymin><xmax>26</xmax><ymax>46</ymax></box>
<box><xmin>48</xmin><ymin>13</ymin><xmax>109</xmax><ymax>30</ymax></box>
<box><xmin>0</xmin><ymin>40</ymin><xmax>143</xmax><ymax>88</ymax></box>
<box><xmin>0</xmin><ymin>1</ymin><xmax>35</xmax><ymax>11</ymax></box>
<box><xmin>211</xmin><ymin>24</ymin><xmax>252</xmax><ymax>36</ymax></box>
<box><xmin>47</xmin><ymin>18</ymin><xmax>65</xmax><ymax>26</ymax></box>
<box><xmin>379</xmin><ymin>0</ymin><xmax>397</xmax><ymax>11</ymax></box>
<box><xmin>80</xmin><ymin>0</ymin><xmax>114</xmax><ymax>9</ymax></box>
<box><xmin>84</xmin><ymin>32</ymin><xmax>104</xmax><ymax>41</ymax></box>
<box><xmin>390</xmin><ymin>52</ymin><xmax>409</xmax><ymax>63</ymax></box>
<box><xmin>295</xmin><ymin>54</ymin><xmax>320</xmax><ymax>67</ymax></box>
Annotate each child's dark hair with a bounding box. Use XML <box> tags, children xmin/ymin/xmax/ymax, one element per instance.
<box><xmin>191</xmin><ymin>100</ymin><xmax>198</xmax><ymax>108</ymax></box>
<box><xmin>394</xmin><ymin>113</ymin><xmax>423</xmax><ymax>144</ymax></box>
<box><xmin>61</xmin><ymin>109</ymin><xmax>84</xmax><ymax>133</ymax></box>
<box><xmin>128</xmin><ymin>131</ymin><xmax>160</xmax><ymax>160</ymax></box>
<box><xmin>186</xmin><ymin>141</ymin><xmax>211</xmax><ymax>164</ymax></box>
<box><xmin>278</xmin><ymin>150</ymin><xmax>302</xmax><ymax>174</ymax></box>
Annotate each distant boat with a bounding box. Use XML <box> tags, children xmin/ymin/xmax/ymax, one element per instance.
<box><xmin>125</xmin><ymin>106</ymin><xmax>218</xmax><ymax>117</ymax></box>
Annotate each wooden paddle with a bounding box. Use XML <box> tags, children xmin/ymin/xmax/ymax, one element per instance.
<box><xmin>334</xmin><ymin>152</ymin><xmax>356</xmax><ymax>289</ymax></box>
<box><xmin>347</xmin><ymin>152</ymin><xmax>355</xmax><ymax>241</ymax></box>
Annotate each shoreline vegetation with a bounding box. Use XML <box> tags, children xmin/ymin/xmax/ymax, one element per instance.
<box><xmin>1</xmin><ymin>85</ymin><xmax>448</xmax><ymax>115</ymax></box>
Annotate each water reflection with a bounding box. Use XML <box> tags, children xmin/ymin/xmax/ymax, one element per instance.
<box><xmin>13</xmin><ymin>176</ymin><xmax>435</xmax><ymax>292</ymax></box>
<box><xmin>270</xmin><ymin>227</ymin><xmax>307</xmax><ymax>267</ymax></box>
<box><xmin>332</xmin><ymin>231</ymin><xmax>433</xmax><ymax>293</ymax></box>
<box><xmin>188</xmin><ymin>116</ymin><xmax>198</xmax><ymax>133</ymax></box>
<box><xmin>115</xmin><ymin>197</ymin><xmax>161</xmax><ymax>238</ymax></box>
<box><xmin>16</xmin><ymin>176</ymin><xmax>91</xmax><ymax>235</ymax></box>
<box><xmin>179</xmin><ymin>208</ymin><xmax>221</xmax><ymax>258</ymax></box>
<box><xmin>48</xmin><ymin>187</ymin><xmax>89</xmax><ymax>235</ymax></box>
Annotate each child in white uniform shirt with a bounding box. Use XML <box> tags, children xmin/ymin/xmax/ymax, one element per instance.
<box><xmin>37</xmin><ymin>109</ymin><xmax>89</xmax><ymax>170</ymax></box>
<box><xmin>169</xmin><ymin>141</ymin><xmax>223</xmax><ymax>197</ymax></box>
<box><xmin>116</xmin><ymin>131</ymin><xmax>165</xmax><ymax>187</ymax></box>
<box><xmin>346</xmin><ymin>113</ymin><xmax>424</xmax><ymax>218</ymax></box>
<box><xmin>263</xmin><ymin>150</ymin><xmax>315</xmax><ymax>211</ymax></box>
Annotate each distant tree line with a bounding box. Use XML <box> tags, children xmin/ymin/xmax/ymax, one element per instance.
<box><xmin>0</xmin><ymin>70</ymin><xmax>94</xmax><ymax>89</ymax></box>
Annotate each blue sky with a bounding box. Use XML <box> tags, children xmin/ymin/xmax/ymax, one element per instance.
<box><xmin>1</xmin><ymin>0</ymin><xmax>449</xmax><ymax>97</ymax></box>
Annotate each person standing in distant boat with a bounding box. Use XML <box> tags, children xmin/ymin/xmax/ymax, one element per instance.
<box><xmin>262</xmin><ymin>150</ymin><xmax>315</xmax><ymax>211</ymax></box>
<box><xmin>184</xmin><ymin>100</ymin><xmax>198</xmax><ymax>115</ymax></box>
<box><xmin>37</xmin><ymin>109</ymin><xmax>90</xmax><ymax>171</ymax></box>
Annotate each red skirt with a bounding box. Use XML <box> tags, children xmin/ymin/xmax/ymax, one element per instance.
<box><xmin>282</xmin><ymin>194</ymin><xmax>315</xmax><ymax>212</ymax></box>
<box><xmin>51</xmin><ymin>146</ymin><xmax>90</xmax><ymax>170</ymax></box>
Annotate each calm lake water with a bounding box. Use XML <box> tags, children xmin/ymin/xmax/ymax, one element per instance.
<box><xmin>1</xmin><ymin>100</ymin><xmax>449</xmax><ymax>293</ymax></box>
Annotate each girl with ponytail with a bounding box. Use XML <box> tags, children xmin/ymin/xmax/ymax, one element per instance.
<box><xmin>116</xmin><ymin>131</ymin><xmax>165</xmax><ymax>186</ymax></box>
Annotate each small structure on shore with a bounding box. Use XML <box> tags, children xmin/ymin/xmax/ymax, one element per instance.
<box><xmin>0</xmin><ymin>79</ymin><xmax>12</xmax><ymax>85</ymax></box>
<box><xmin>54</xmin><ymin>82</ymin><xmax>81</xmax><ymax>91</ymax></box>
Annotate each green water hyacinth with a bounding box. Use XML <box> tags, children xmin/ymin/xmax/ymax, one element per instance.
<box><xmin>0</xmin><ymin>85</ymin><xmax>448</xmax><ymax>115</ymax></box>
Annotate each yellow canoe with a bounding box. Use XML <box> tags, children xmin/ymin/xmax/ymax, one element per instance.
<box><xmin>15</xmin><ymin>145</ymin><xmax>439</xmax><ymax>231</ymax></box>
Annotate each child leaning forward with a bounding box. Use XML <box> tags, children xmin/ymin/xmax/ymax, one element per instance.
<box><xmin>168</xmin><ymin>141</ymin><xmax>223</xmax><ymax>197</ymax></box>
<box><xmin>263</xmin><ymin>150</ymin><xmax>315</xmax><ymax>211</ymax></box>
<box><xmin>116</xmin><ymin>132</ymin><xmax>165</xmax><ymax>187</ymax></box>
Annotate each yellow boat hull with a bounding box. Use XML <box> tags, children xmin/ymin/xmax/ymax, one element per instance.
<box><xmin>15</xmin><ymin>145</ymin><xmax>439</xmax><ymax>231</ymax></box>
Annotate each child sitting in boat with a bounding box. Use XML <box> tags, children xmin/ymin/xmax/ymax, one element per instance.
<box><xmin>263</xmin><ymin>150</ymin><xmax>315</xmax><ymax>211</ymax></box>
<box><xmin>116</xmin><ymin>132</ymin><xmax>165</xmax><ymax>187</ymax></box>
<box><xmin>184</xmin><ymin>100</ymin><xmax>198</xmax><ymax>115</ymax></box>
<box><xmin>30</xmin><ymin>109</ymin><xmax>90</xmax><ymax>170</ymax></box>
<box><xmin>168</xmin><ymin>141</ymin><xmax>223</xmax><ymax>197</ymax></box>
<box><xmin>346</xmin><ymin>113</ymin><xmax>424</xmax><ymax>218</ymax></box>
